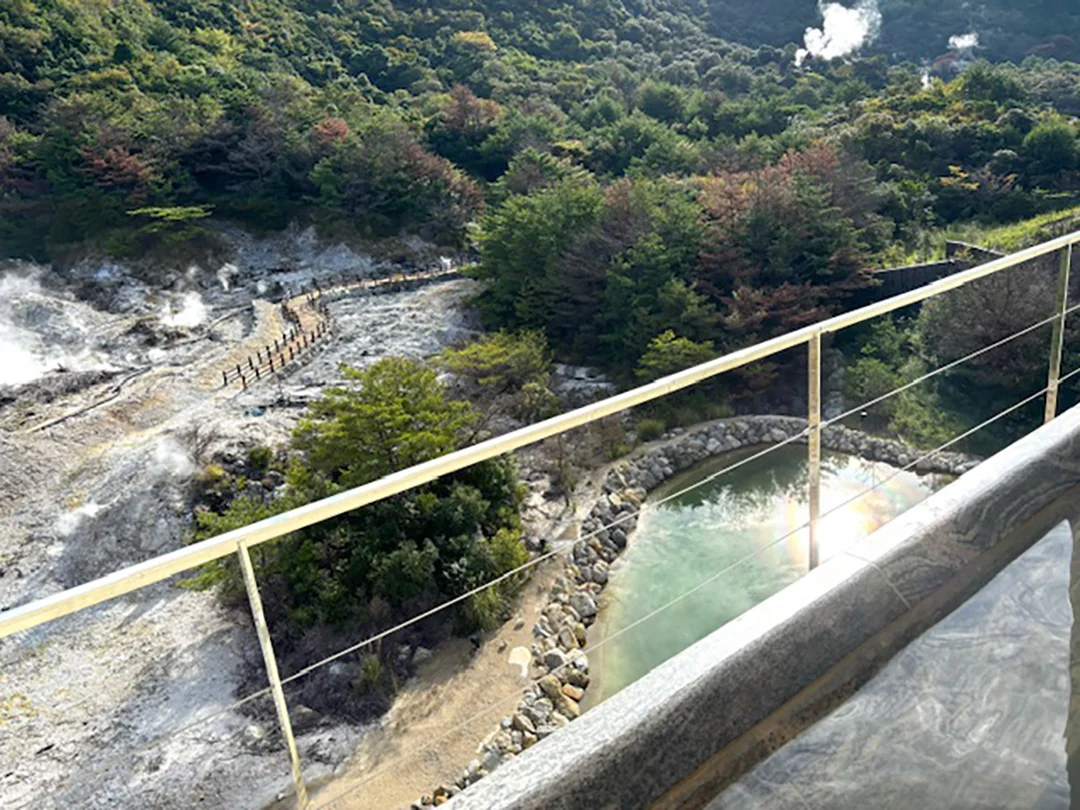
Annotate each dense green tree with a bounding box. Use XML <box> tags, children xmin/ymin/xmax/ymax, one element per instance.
<box><xmin>293</xmin><ymin>358</ymin><xmax>476</xmax><ymax>487</ymax></box>
<box><xmin>437</xmin><ymin>330</ymin><xmax>557</xmax><ymax>422</ymax></box>
<box><xmin>192</xmin><ymin>357</ymin><xmax>527</xmax><ymax>654</ymax></box>
<box><xmin>474</xmin><ymin>178</ymin><xmax>606</xmax><ymax>331</ymax></box>
<box><xmin>637</xmin><ymin>80</ymin><xmax>689</xmax><ymax>124</ymax></box>
<box><xmin>310</xmin><ymin>118</ymin><xmax>483</xmax><ymax>239</ymax></box>
<box><xmin>1022</xmin><ymin>119</ymin><xmax>1079</xmax><ymax>181</ymax></box>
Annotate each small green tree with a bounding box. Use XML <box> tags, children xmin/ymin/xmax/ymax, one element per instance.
<box><xmin>635</xmin><ymin>330</ymin><xmax>716</xmax><ymax>382</ymax></box>
<box><xmin>437</xmin><ymin>330</ymin><xmax>557</xmax><ymax>421</ymax></box>
<box><xmin>293</xmin><ymin>358</ymin><xmax>475</xmax><ymax>488</ymax></box>
<box><xmin>845</xmin><ymin>356</ymin><xmax>903</xmax><ymax>425</ymax></box>
<box><xmin>189</xmin><ymin>358</ymin><xmax>527</xmax><ymax>670</ymax></box>
<box><xmin>1022</xmin><ymin>119</ymin><xmax>1078</xmax><ymax>180</ymax></box>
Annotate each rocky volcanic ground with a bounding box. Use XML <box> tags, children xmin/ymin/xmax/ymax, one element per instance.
<box><xmin>0</xmin><ymin>229</ymin><xmax>495</xmax><ymax>810</ymax></box>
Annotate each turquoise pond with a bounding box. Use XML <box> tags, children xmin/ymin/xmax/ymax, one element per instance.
<box><xmin>585</xmin><ymin>444</ymin><xmax>949</xmax><ymax>707</ymax></box>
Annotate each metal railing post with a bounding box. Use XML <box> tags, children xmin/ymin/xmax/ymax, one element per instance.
<box><xmin>1045</xmin><ymin>244</ymin><xmax>1073</xmax><ymax>424</ymax></box>
<box><xmin>237</xmin><ymin>542</ymin><xmax>309</xmax><ymax>809</ymax></box>
<box><xmin>808</xmin><ymin>331</ymin><xmax>822</xmax><ymax>570</ymax></box>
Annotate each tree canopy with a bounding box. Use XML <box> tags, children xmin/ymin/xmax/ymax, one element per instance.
<box><xmin>4</xmin><ymin>1</ymin><xmax>1080</xmax><ymax>264</ymax></box>
<box><xmin>191</xmin><ymin>358</ymin><xmax>527</xmax><ymax>667</ymax></box>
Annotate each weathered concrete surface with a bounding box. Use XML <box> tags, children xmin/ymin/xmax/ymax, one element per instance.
<box><xmin>706</xmin><ymin>522</ymin><xmax>1073</xmax><ymax>810</ymax></box>
<box><xmin>445</xmin><ymin>404</ymin><xmax>1080</xmax><ymax>810</ymax></box>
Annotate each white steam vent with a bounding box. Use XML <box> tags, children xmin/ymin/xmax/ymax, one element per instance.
<box><xmin>56</xmin><ymin>502</ymin><xmax>104</xmax><ymax>537</ymax></box>
<box><xmin>217</xmin><ymin>262</ymin><xmax>238</xmax><ymax>292</ymax></box>
<box><xmin>161</xmin><ymin>291</ymin><xmax>208</xmax><ymax>329</ymax></box>
<box><xmin>796</xmin><ymin>0</ymin><xmax>882</xmax><ymax>66</ymax></box>
<box><xmin>949</xmin><ymin>32</ymin><xmax>979</xmax><ymax>52</ymax></box>
<box><xmin>153</xmin><ymin>436</ymin><xmax>196</xmax><ymax>478</ymax></box>
<box><xmin>0</xmin><ymin>270</ymin><xmax>111</xmax><ymax>387</ymax></box>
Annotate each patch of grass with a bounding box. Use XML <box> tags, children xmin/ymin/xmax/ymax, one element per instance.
<box><xmin>908</xmin><ymin>205</ymin><xmax>1080</xmax><ymax>262</ymax></box>
<box><xmin>353</xmin><ymin>656</ymin><xmax>383</xmax><ymax>694</ymax></box>
<box><xmin>246</xmin><ymin>445</ymin><xmax>274</xmax><ymax>473</ymax></box>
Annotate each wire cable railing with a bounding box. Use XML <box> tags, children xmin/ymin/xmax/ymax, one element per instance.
<box><xmin>2</xmin><ymin>234</ymin><xmax>1077</xmax><ymax>809</ymax></box>
<box><xmin>822</xmin><ymin>302</ymin><xmax>1080</xmax><ymax>429</ymax></box>
<box><xmin>28</xmin><ymin>429</ymin><xmax>815</xmax><ymax>805</ymax></box>
<box><xmin>33</xmin><ymin>366</ymin><xmax>1073</xmax><ymax>810</ymax></box>
<box><xmin>230</xmin><ymin>302</ymin><xmax>1078</xmax><ymax>693</ymax></box>
<box><xmin>306</xmin><ymin>379</ymin><xmax>1061</xmax><ymax>810</ymax></box>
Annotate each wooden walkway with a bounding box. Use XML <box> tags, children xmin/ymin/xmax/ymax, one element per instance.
<box><xmin>212</xmin><ymin>267</ymin><xmax>461</xmax><ymax>391</ymax></box>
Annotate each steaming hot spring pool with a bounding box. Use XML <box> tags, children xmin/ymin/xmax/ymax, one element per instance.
<box><xmin>584</xmin><ymin>443</ymin><xmax>950</xmax><ymax>706</ymax></box>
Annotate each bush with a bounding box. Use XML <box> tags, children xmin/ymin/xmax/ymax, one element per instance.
<box><xmin>246</xmin><ymin>445</ymin><xmax>274</xmax><ymax>473</ymax></box>
<box><xmin>888</xmin><ymin>389</ymin><xmax>963</xmax><ymax>450</ymax></box>
<box><xmin>354</xmin><ymin>656</ymin><xmax>384</xmax><ymax>694</ymax></box>
<box><xmin>437</xmin><ymin>330</ymin><xmax>557</xmax><ymax>421</ymax></box>
<box><xmin>844</xmin><ymin>357</ymin><xmax>902</xmax><ymax>426</ymax></box>
<box><xmin>635</xmin><ymin>331</ymin><xmax>715</xmax><ymax>383</ymax></box>
<box><xmin>636</xmin><ymin>418</ymin><xmax>665</xmax><ymax>442</ymax></box>
<box><xmin>460</xmin><ymin>587</ymin><xmax>508</xmax><ymax>633</ymax></box>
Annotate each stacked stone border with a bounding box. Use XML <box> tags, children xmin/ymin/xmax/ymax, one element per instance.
<box><xmin>411</xmin><ymin>416</ymin><xmax>977</xmax><ymax>807</ymax></box>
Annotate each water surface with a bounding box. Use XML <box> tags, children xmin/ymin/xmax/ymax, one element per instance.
<box><xmin>586</xmin><ymin>444</ymin><xmax>948</xmax><ymax>705</ymax></box>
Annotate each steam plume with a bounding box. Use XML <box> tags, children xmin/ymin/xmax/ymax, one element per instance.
<box><xmin>161</xmin><ymin>291</ymin><xmax>208</xmax><ymax>329</ymax></box>
<box><xmin>0</xmin><ymin>271</ymin><xmax>104</xmax><ymax>387</ymax></box>
<box><xmin>949</xmin><ymin>32</ymin><xmax>979</xmax><ymax>52</ymax></box>
<box><xmin>153</xmin><ymin>436</ymin><xmax>196</xmax><ymax>478</ymax></box>
<box><xmin>796</xmin><ymin>0</ymin><xmax>882</xmax><ymax>66</ymax></box>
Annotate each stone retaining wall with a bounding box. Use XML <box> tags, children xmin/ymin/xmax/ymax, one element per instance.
<box><xmin>412</xmin><ymin>417</ymin><xmax>977</xmax><ymax>808</ymax></box>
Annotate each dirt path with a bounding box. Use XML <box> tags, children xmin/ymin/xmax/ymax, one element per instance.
<box><xmin>298</xmin><ymin>564</ymin><xmax>563</xmax><ymax>810</ymax></box>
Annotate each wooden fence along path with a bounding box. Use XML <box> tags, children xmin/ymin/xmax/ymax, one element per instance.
<box><xmin>221</xmin><ymin>266</ymin><xmax>460</xmax><ymax>390</ymax></box>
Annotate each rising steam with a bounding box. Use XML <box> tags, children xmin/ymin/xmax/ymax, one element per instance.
<box><xmin>152</xmin><ymin>436</ymin><xmax>196</xmax><ymax>478</ymax></box>
<box><xmin>949</xmin><ymin>32</ymin><xmax>979</xmax><ymax>52</ymax></box>
<box><xmin>161</xmin><ymin>291</ymin><xmax>208</xmax><ymax>329</ymax></box>
<box><xmin>796</xmin><ymin>0</ymin><xmax>882</xmax><ymax>66</ymax></box>
<box><xmin>0</xmin><ymin>271</ymin><xmax>107</xmax><ymax>387</ymax></box>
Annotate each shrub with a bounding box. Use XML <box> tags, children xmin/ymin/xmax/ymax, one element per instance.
<box><xmin>636</xmin><ymin>418</ymin><xmax>665</xmax><ymax>442</ymax></box>
<box><xmin>246</xmin><ymin>445</ymin><xmax>274</xmax><ymax>473</ymax></box>
<box><xmin>437</xmin><ymin>330</ymin><xmax>557</xmax><ymax>421</ymax></box>
<box><xmin>354</xmin><ymin>656</ymin><xmax>384</xmax><ymax>694</ymax></box>
<box><xmin>190</xmin><ymin>358</ymin><xmax>527</xmax><ymax>657</ymax></box>
<box><xmin>635</xmin><ymin>331</ymin><xmax>715</xmax><ymax>382</ymax></box>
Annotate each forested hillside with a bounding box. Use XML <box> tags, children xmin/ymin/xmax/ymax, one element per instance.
<box><xmin>4</xmin><ymin>0</ymin><xmax>1080</xmax><ymax>383</ymax></box>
